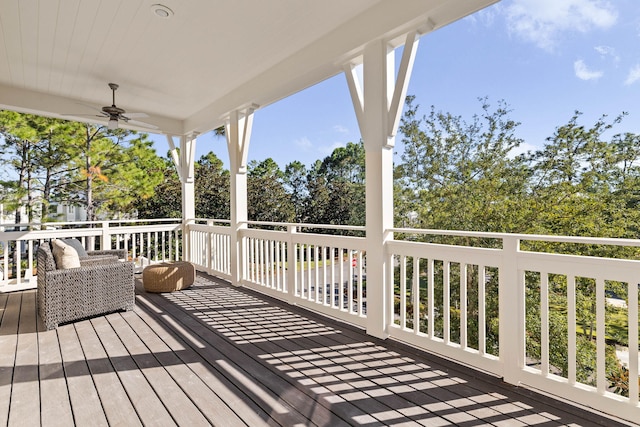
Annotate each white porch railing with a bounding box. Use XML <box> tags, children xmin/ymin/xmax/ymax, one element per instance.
<box><xmin>187</xmin><ymin>221</ymin><xmax>639</xmax><ymax>424</ymax></box>
<box><xmin>1</xmin><ymin>218</ymin><xmax>637</xmax><ymax>422</ymax></box>
<box><xmin>387</xmin><ymin>229</ymin><xmax>639</xmax><ymax>423</ymax></box>
<box><xmin>0</xmin><ymin>219</ymin><xmax>182</xmax><ymax>292</ymax></box>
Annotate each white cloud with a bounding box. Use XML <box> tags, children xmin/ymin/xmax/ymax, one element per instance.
<box><xmin>594</xmin><ymin>45</ymin><xmax>620</xmax><ymax>63</ymax></box>
<box><xmin>333</xmin><ymin>125</ymin><xmax>349</xmax><ymax>134</ymax></box>
<box><xmin>574</xmin><ymin>59</ymin><xmax>603</xmax><ymax>80</ymax></box>
<box><xmin>294</xmin><ymin>137</ymin><xmax>312</xmax><ymax>150</ymax></box>
<box><xmin>465</xmin><ymin>4</ymin><xmax>502</xmax><ymax>27</ymax></box>
<box><xmin>624</xmin><ymin>64</ymin><xmax>640</xmax><ymax>85</ymax></box>
<box><xmin>505</xmin><ymin>0</ymin><xmax>617</xmax><ymax>51</ymax></box>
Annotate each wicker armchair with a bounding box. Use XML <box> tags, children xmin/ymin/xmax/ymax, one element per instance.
<box><xmin>37</xmin><ymin>241</ymin><xmax>135</xmax><ymax>330</ymax></box>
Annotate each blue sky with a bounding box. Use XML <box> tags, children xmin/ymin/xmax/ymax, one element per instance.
<box><xmin>157</xmin><ymin>0</ymin><xmax>640</xmax><ymax>170</ymax></box>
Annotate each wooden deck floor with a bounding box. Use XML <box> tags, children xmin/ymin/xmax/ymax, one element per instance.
<box><xmin>0</xmin><ymin>272</ymin><xmax>632</xmax><ymax>427</ymax></box>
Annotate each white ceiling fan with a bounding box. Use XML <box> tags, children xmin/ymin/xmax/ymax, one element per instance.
<box><xmin>66</xmin><ymin>83</ymin><xmax>158</xmax><ymax>130</ymax></box>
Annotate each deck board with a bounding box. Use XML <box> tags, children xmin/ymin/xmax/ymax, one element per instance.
<box><xmin>91</xmin><ymin>315</ymin><xmax>176</xmax><ymax>426</ymax></box>
<box><xmin>38</xmin><ymin>323</ymin><xmax>75</xmax><ymax>427</ymax></box>
<box><xmin>56</xmin><ymin>324</ymin><xmax>109</xmax><ymax>427</ymax></box>
<box><xmin>106</xmin><ymin>314</ymin><xmax>211</xmax><ymax>426</ymax></box>
<box><xmin>0</xmin><ymin>272</ymin><xmax>633</xmax><ymax>426</ymax></box>
<box><xmin>123</xmin><ymin>307</ymin><xmax>256</xmax><ymax>427</ymax></box>
<box><xmin>73</xmin><ymin>319</ymin><xmax>142</xmax><ymax>426</ymax></box>
<box><xmin>140</xmin><ymin>290</ymin><xmax>320</xmax><ymax>427</ymax></box>
<box><xmin>10</xmin><ymin>291</ymin><xmax>40</xmax><ymax>427</ymax></box>
<box><xmin>0</xmin><ymin>292</ymin><xmax>21</xmax><ymax>426</ymax></box>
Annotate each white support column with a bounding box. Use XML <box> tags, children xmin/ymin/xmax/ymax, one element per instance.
<box><xmin>173</xmin><ymin>133</ymin><xmax>197</xmax><ymax>262</ymax></box>
<box><xmin>225</xmin><ymin>105</ymin><xmax>257</xmax><ymax>286</ymax></box>
<box><xmin>166</xmin><ymin>134</ymin><xmax>183</xmax><ymax>182</ymax></box>
<box><xmin>345</xmin><ymin>32</ymin><xmax>419</xmax><ymax>339</ymax></box>
<box><xmin>500</xmin><ymin>236</ymin><xmax>525</xmax><ymax>384</ymax></box>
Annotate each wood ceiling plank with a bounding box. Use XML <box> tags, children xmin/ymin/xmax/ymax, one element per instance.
<box><xmin>1</xmin><ymin>1</ymin><xmax>23</xmax><ymax>86</ymax></box>
<box><xmin>48</xmin><ymin>0</ymin><xmax>79</xmax><ymax>94</ymax></box>
<box><xmin>58</xmin><ymin>0</ymin><xmax>99</xmax><ymax>96</ymax></box>
<box><xmin>0</xmin><ymin>8</ymin><xmax>11</xmax><ymax>84</ymax></box>
<box><xmin>36</xmin><ymin>0</ymin><xmax>59</xmax><ymax>91</ymax></box>
<box><xmin>19</xmin><ymin>0</ymin><xmax>39</xmax><ymax>89</ymax></box>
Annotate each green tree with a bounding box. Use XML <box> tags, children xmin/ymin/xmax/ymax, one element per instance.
<box><xmin>195</xmin><ymin>152</ymin><xmax>230</xmax><ymax>219</ymax></box>
<box><xmin>396</xmin><ymin>96</ymin><xmax>530</xmax><ymax>235</ymax></box>
<box><xmin>284</xmin><ymin>160</ymin><xmax>308</xmax><ymax>222</ymax></box>
<box><xmin>248</xmin><ymin>158</ymin><xmax>294</xmax><ymax>223</ymax></box>
<box><xmin>64</xmin><ymin>124</ymin><xmax>164</xmax><ymax>220</ymax></box>
<box><xmin>304</xmin><ymin>160</ymin><xmax>331</xmax><ymax>227</ymax></box>
<box><xmin>298</xmin><ymin>141</ymin><xmax>366</xmax><ymax>231</ymax></box>
<box><xmin>526</xmin><ymin>112</ymin><xmax>630</xmax><ymax>239</ymax></box>
<box><xmin>318</xmin><ymin>141</ymin><xmax>366</xmax><ymax>228</ymax></box>
<box><xmin>0</xmin><ymin>111</ymin><xmax>80</xmax><ymax>223</ymax></box>
<box><xmin>134</xmin><ymin>157</ymin><xmax>182</xmax><ymax>219</ymax></box>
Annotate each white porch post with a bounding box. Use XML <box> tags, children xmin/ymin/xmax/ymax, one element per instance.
<box><xmin>168</xmin><ymin>133</ymin><xmax>197</xmax><ymax>261</ymax></box>
<box><xmin>345</xmin><ymin>33</ymin><xmax>418</xmax><ymax>339</ymax></box>
<box><xmin>225</xmin><ymin>106</ymin><xmax>256</xmax><ymax>286</ymax></box>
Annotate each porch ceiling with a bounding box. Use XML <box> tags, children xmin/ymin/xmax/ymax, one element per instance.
<box><xmin>0</xmin><ymin>0</ymin><xmax>497</xmax><ymax>136</ymax></box>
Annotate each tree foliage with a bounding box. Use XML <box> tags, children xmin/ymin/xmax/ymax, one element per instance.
<box><xmin>0</xmin><ymin>112</ymin><xmax>164</xmax><ymax>221</ymax></box>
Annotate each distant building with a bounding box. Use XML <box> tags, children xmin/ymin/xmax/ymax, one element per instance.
<box><xmin>48</xmin><ymin>203</ymin><xmax>88</xmax><ymax>222</ymax></box>
<box><xmin>0</xmin><ymin>202</ymin><xmax>87</xmax><ymax>226</ymax></box>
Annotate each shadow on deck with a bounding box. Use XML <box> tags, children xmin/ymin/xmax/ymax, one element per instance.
<box><xmin>0</xmin><ymin>272</ymin><xmax>632</xmax><ymax>426</ymax></box>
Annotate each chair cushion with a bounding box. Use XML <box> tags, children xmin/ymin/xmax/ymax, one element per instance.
<box><xmin>62</xmin><ymin>238</ymin><xmax>88</xmax><ymax>257</ymax></box>
<box><xmin>51</xmin><ymin>239</ymin><xmax>81</xmax><ymax>269</ymax></box>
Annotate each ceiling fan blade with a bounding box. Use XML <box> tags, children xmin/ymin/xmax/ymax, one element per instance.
<box><xmin>61</xmin><ymin>113</ymin><xmax>108</xmax><ymax>118</ymax></box>
<box><xmin>127</xmin><ymin>119</ymin><xmax>159</xmax><ymax>130</ymax></box>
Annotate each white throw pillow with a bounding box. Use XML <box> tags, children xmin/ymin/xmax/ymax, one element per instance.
<box><xmin>51</xmin><ymin>239</ymin><xmax>81</xmax><ymax>269</ymax></box>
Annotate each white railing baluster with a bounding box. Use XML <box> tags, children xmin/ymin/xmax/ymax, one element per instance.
<box><xmin>596</xmin><ymin>277</ymin><xmax>606</xmax><ymax>394</ymax></box>
<box><xmin>356</xmin><ymin>251</ymin><xmax>364</xmax><ymax>315</ymax></box>
<box><xmin>443</xmin><ymin>260</ymin><xmax>450</xmax><ymax>344</ymax></box>
<box><xmin>427</xmin><ymin>258</ymin><xmax>434</xmax><ymax>338</ymax></box>
<box><xmin>146</xmin><ymin>232</ymin><xmax>151</xmax><ymax>260</ymax></box>
<box><xmin>314</xmin><ymin>245</ymin><xmax>320</xmax><ymax>302</ymax></box>
<box><xmin>400</xmin><ymin>254</ymin><xmax>407</xmax><ymax>328</ymax></box>
<box><xmin>339</xmin><ymin>249</ymin><xmax>345</xmax><ymax>311</ymax></box>
<box><xmin>306</xmin><ymin>244</ymin><xmax>312</xmax><ymax>301</ymax></box>
<box><xmin>348</xmin><ymin>250</ymin><xmax>354</xmax><ymax>314</ymax></box>
<box><xmin>286</xmin><ymin>226</ymin><xmax>297</xmax><ymax>299</ymax></box>
<box><xmin>322</xmin><ymin>246</ymin><xmax>327</xmax><ymax>306</ymax></box>
<box><xmin>629</xmin><ymin>280</ymin><xmax>639</xmax><ymax>405</ymax></box>
<box><xmin>478</xmin><ymin>265</ymin><xmax>486</xmax><ymax>355</ymax></box>
<box><xmin>260</xmin><ymin>239</ymin><xmax>266</xmax><ymax>286</ymax></box>
<box><xmin>279</xmin><ymin>241</ymin><xmax>284</xmax><ymax>290</ymax></box>
<box><xmin>25</xmin><ymin>241</ymin><xmax>34</xmax><ymax>280</ymax></box>
<box><xmin>460</xmin><ymin>263</ymin><xmax>467</xmax><ymax>348</ymax></box>
<box><xmin>568</xmin><ymin>275</ymin><xmax>576</xmax><ymax>385</ymax></box>
<box><xmin>2</xmin><ymin>241</ymin><xmax>8</xmax><ymax>284</ymax></box>
<box><xmin>541</xmin><ymin>272</ymin><xmax>549</xmax><ymax>376</ymax></box>
<box><xmin>330</xmin><ymin>247</ymin><xmax>336</xmax><ymax>308</ymax></box>
<box><xmin>274</xmin><ymin>241</ymin><xmax>280</xmax><ymax>291</ymax></box>
<box><xmin>298</xmin><ymin>243</ymin><xmax>304</xmax><ymax>297</ymax></box>
<box><xmin>15</xmin><ymin>247</ymin><xmax>22</xmax><ymax>285</ymax></box>
<box><xmin>270</xmin><ymin>240</ymin><xmax>276</xmax><ymax>289</ymax></box>
<box><xmin>413</xmin><ymin>256</ymin><xmax>420</xmax><ymax>335</ymax></box>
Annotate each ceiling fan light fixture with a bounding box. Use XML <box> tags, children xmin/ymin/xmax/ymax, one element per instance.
<box><xmin>108</xmin><ymin>118</ymin><xmax>118</xmax><ymax>130</ymax></box>
<box><xmin>152</xmin><ymin>4</ymin><xmax>173</xmax><ymax>18</ymax></box>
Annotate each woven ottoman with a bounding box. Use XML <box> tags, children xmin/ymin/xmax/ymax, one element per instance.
<box><xmin>143</xmin><ymin>261</ymin><xmax>195</xmax><ymax>293</ymax></box>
